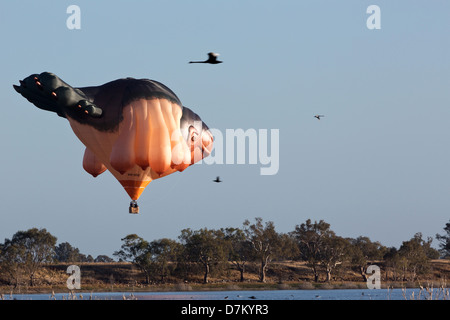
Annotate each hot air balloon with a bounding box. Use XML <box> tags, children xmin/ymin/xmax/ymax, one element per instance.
<box><xmin>13</xmin><ymin>72</ymin><xmax>213</xmax><ymax>214</ymax></box>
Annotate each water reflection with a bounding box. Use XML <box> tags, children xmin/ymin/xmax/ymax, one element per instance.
<box><xmin>2</xmin><ymin>288</ymin><xmax>447</xmax><ymax>300</ymax></box>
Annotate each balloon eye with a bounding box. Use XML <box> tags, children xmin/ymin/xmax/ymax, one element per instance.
<box><xmin>189</xmin><ymin>126</ymin><xmax>199</xmax><ymax>143</ymax></box>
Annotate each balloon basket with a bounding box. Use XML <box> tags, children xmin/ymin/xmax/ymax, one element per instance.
<box><xmin>129</xmin><ymin>201</ymin><xmax>139</xmax><ymax>214</ymax></box>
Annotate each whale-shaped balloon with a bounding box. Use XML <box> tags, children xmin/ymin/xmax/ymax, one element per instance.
<box><xmin>14</xmin><ymin>72</ymin><xmax>213</xmax><ymax>213</ymax></box>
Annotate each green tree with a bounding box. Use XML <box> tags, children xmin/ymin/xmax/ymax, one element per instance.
<box><xmin>94</xmin><ymin>255</ymin><xmax>114</xmax><ymax>263</ymax></box>
<box><xmin>290</xmin><ymin>219</ymin><xmax>333</xmax><ymax>282</ymax></box>
<box><xmin>436</xmin><ymin>220</ymin><xmax>450</xmax><ymax>258</ymax></box>
<box><xmin>0</xmin><ymin>228</ymin><xmax>57</xmax><ymax>286</ymax></box>
<box><xmin>0</xmin><ymin>240</ymin><xmax>25</xmax><ymax>287</ymax></box>
<box><xmin>384</xmin><ymin>247</ymin><xmax>401</xmax><ymax>281</ymax></box>
<box><xmin>79</xmin><ymin>254</ymin><xmax>95</xmax><ymax>262</ymax></box>
<box><xmin>278</xmin><ymin>233</ymin><xmax>300</xmax><ymax>261</ymax></box>
<box><xmin>398</xmin><ymin>233</ymin><xmax>439</xmax><ymax>281</ymax></box>
<box><xmin>149</xmin><ymin>238</ymin><xmax>182</xmax><ymax>282</ymax></box>
<box><xmin>113</xmin><ymin>234</ymin><xmax>152</xmax><ymax>284</ymax></box>
<box><xmin>243</xmin><ymin>218</ymin><xmax>281</xmax><ymax>283</ymax></box>
<box><xmin>54</xmin><ymin>242</ymin><xmax>81</xmax><ymax>262</ymax></box>
<box><xmin>179</xmin><ymin>228</ymin><xmax>227</xmax><ymax>284</ymax></box>
<box><xmin>222</xmin><ymin>227</ymin><xmax>253</xmax><ymax>282</ymax></box>
<box><xmin>321</xmin><ymin>235</ymin><xmax>349</xmax><ymax>282</ymax></box>
<box><xmin>348</xmin><ymin>236</ymin><xmax>386</xmax><ymax>282</ymax></box>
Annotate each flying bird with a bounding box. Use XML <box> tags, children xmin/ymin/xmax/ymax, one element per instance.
<box><xmin>189</xmin><ymin>52</ymin><xmax>222</xmax><ymax>64</ymax></box>
<box><xmin>314</xmin><ymin>115</ymin><xmax>324</xmax><ymax>120</ymax></box>
<box><xmin>213</xmin><ymin>176</ymin><xmax>222</xmax><ymax>183</ymax></box>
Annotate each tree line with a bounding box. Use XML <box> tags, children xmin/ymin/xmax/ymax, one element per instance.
<box><xmin>1</xmin><ymin>218</ymin><xmax>449</xmax><ymax>287</ymax></box>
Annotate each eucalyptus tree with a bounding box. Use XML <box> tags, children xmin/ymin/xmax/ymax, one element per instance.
<box><xmin>290</xmin><ymin>219</ymin><xmax>333</xmax><ymax>282</ymax></box>
<box><xmin>0</xmin><ymin>228</ymin><xmax>57</xmax><ymax>286</ymax></box>
<box><xmin>436</xmin><ymin>220</ymin><xmax>450</xmax><ymax>258</ymax></box>
<box><xmin>347</xmin><ymin>236</ymin><xmax>387</xmax><ymax>282</ymax></box>
<box><xmin>243</xmin><ymin>217</ymin><xmax>281</xmax><ymax>283</ymax></box>
<box><xmin>114</xmin><ymin>234</ymin><xmax>153</xmax><ymax>284</ymax></box>
<box><xmin>149</xmin><ymin>238</ymin><xmax>182</xmax><ymax>282</ymax></box>
<box><xmin>398</xmin><ymin>232</ymin><xmax>439</xmax><ymax>281</ymax></box>
<box><xmin>179</xmin><ymin>228</ymin><xmax>228</xmax><ymax>284</ymax></box>
<box><xmin>222</xmin><ymin>227</ymin><xmax>253</xmax><ymax>282</ymax></box>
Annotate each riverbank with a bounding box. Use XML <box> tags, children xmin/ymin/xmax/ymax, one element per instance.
<box><xmin>1</xmin><ymin>260</ymin><xmax>449</xmax><ymax>295</ymax></box>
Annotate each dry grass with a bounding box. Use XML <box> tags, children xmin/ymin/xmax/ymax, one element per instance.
<box><xmin>400</xmin><ymin>282</ymin><xmax>450</xmax><ymax>300</ymax></box>
<box><xmin>1</xmin><ymin>260</ymin><xmax>449</xmax><ymax>294</ymax></box>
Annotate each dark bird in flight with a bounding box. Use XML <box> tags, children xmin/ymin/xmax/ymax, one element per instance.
<box><xmin>314</xmin><ymin>115</ymin><xmax>325</xmax><ymax>120</ymax></box>
<box><xmin>213</xmin><ymin>176</ymin><xmax>222</xmax><ymax>183</ymax></box>
<box><xmin>189</xmin><ymin>52</ymin><xmax>222</xmax><ymax>64</ymax></box>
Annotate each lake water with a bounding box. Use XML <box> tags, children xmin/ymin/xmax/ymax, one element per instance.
<box><xmin>2</xmin><ymin>288</ymin><xmax>447</xmax><ymax>300</ymax></box>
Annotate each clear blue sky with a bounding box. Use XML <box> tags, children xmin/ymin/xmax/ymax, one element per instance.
<box><xmin>1</xmin><ymin>0</ymin><xmax>449</xmax><ymax>258</ymax></box>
